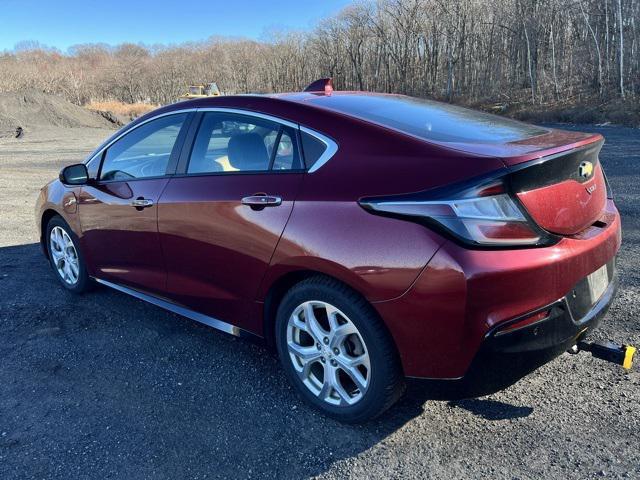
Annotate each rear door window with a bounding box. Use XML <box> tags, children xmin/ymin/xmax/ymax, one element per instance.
<box><xmin>272</xmin><ymin>129</ymin><xmax>298</xmax><ymax>170</ymax></box>
<box><xmin>187</xmin><ymin>112</ymin><xmax>302</xmax><ymax>174</ymax></box>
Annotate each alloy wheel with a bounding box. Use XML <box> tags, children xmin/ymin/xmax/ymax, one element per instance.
<box><xmin>49</xmin><ymin>226</ymin><xmax>80</xmax><ymax>285</ymax></box>
<box><xmin>286</xmin><ymin>300</ymin><xmax>371</xmax><ymax>406</ymax></box>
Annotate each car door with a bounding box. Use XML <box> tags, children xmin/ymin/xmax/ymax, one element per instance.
<box><xmin>78</xmin><ymin>112</ymin><xmax>191</xmax><ymax>294</ymax></box>
<box><xmin>158</xmin><ymin>110</ymin><xmax>305</xmax><ymax>332</ymax></box>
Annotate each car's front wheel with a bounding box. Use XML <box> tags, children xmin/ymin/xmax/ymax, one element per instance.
<box><xmin>46</xmin><ymin>216</ymin><xmax>91</xmax><ymax>293</ymax></box>
<box><xmin>275</xmin><ymin>276</ymin><xmax>404</xmax><ymax>423</ymax></box>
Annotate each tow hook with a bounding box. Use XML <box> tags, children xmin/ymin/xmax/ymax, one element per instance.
<box><xmin>568</xmin><ymin>341</ymin><xmax>636</xmax><ymax>370</ymax></box>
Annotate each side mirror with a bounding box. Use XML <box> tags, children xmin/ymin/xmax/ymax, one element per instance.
<box><xmin>59</xmin><ymin>163</ymin><xmax>89</xmax><ymax>185</ymax></box>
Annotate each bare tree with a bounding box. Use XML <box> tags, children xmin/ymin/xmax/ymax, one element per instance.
<box><xmin>618</xmin><ymin>0</ymin><xmax>626</xmax><ymax>98</ymax></box>
<box><xmin>0</xmin><ymin>0</ymin><xmax>637</xmax><ymax>109</ymax></box>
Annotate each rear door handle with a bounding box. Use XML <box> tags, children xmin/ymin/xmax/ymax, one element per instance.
<box><xmin>241</xmin><ymin>195</ymin><xmax>282</xmax><ymax>208</ymax></box>
<box><xmin>130</xmin><ymin>198</ymin><xmax>154</xmax><ymax>209</ymax></box>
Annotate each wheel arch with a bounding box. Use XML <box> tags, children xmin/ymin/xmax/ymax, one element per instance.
<box><xmin>261</xmin><ymin>269</ymin><xmax>404</xmax><ymax>376</ymax></box>
<box><xmin>260</xmin><ymin>258</ymin><xmax>389</xmax><ymax>348</ymax></box>
<box><xmin>40</xmin><ymin>208</ymin><xmax>61</xmax><ymax>258</ymax></box>
<box><xmin>262</xmin><ymin>269</ymin><xmax>319</xmax><ymax>348</ymax></box>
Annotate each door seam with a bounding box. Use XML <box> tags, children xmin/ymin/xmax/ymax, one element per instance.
<box><xmin>253</xmin><ymin>173</ymin><xmax>306</xmax><ymax>302</ymax></box>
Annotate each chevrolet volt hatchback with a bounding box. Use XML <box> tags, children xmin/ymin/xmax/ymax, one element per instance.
<box><xmin>36</xmin><ymin>82</ymin><xmax>621</xmax><ymax>422</ymax></box>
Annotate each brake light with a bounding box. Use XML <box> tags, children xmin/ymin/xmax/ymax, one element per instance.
<box><xmin>360</xmin><ymin>179</ymin><xmax>555</xmax><ymax>248</ymax></box>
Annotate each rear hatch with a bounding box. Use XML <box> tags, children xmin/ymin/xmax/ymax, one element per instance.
<box><xmin>509</xmin><ymin>139</ymin><xmax>606</xmax><ymax>235</ymax></box>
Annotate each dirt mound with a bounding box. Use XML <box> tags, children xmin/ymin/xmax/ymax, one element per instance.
<box><xmin>0</xmin><ymin>91</ymin><xmax>120</xmax><ymax>138</ymax></box>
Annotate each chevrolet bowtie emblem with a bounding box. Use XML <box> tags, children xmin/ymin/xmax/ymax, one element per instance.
<box><xmin>579</xmin><ymin>161</ymin><xmax>594</xmax><ymax>178</ymax></box>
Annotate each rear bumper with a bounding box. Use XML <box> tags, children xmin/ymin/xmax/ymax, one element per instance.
<box><xmin>485</xmin><ymin>260</ymin><xmax>617</xmax><ymax>356</ymax></box>
<box><xmin>406</xmin><ymin>265</ymin><xmax>618</xmax><ymax>398</ymax></box>
<box><xmin>373</xmin><ymin>200</ymin><xmax>622</xmax><ymax>379</ymax></box>
<box><xmin>457</xmin><ymin>262</ymin><xmax>619</xmax><ymax>396</ymax></box>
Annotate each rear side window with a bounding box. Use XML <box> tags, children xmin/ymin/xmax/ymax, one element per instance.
<box><xmin>100</xmin><ymin>114</ymin><xmax>187</xmax><ymax>181</ymax></box>
<box><xmin>187</xmin><ymin>112</ymin><xmax>302</xmax><ymax>174</ymax></box>
<box><xmin>300</xmin><ymin>131</ymin><xmax>327</xmax><ymax>169</ymax></box>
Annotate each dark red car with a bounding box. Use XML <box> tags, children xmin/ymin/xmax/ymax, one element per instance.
<box><xmin>36</xmin><ymin>81</ymin><xmax>621</xmax><ymax>422</ymax></box>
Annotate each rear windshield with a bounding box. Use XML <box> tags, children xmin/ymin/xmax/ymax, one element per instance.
<box><xmin>309</xmin><ymin>94</ymin><xmax>547</xmax><ymax>144</ymax></box>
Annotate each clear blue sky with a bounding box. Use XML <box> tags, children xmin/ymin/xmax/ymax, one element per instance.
<box><xmin>0</xmin><ymin>0</ymin><xmax>352</xmax><ymax>52</ymax></box>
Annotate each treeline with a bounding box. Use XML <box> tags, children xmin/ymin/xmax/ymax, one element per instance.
<box><xmin>0</xmin><ymin>0</ymin><xmax>638</xmax><ymax>107</ymax></box>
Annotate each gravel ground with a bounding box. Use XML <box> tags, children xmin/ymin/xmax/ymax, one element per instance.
<box><xmin>0</xmin><ymin>125</ymin><xmax>639</xmax><ymax>479</ymax></box>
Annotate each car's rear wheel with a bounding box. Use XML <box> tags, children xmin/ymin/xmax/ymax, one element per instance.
<box><xmin>46</xmin><ymin>216</ymin><xmax>91</xmax><ymax>293</ymax></box>
<box><xmin>275</xmin><ymin>276</ymin><xmax>404</xmax><ymax>423</ymax></box>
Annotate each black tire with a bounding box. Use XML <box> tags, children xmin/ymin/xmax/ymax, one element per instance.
<box><xmin>275</xmin><ymin>275</ymin><xmax>405</xmax><ymax>423</ymax></box>
<box><xmin>45</xmin><ymin>215</ymin><xmax>92</xmax><ymax>294</ymax></box>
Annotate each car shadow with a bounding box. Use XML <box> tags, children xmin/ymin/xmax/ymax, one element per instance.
<box><xmin>0</xmin><ymin>242</ymin><xmax>527</xmax><ymax>479</ymax></box>
<box><xmin>447</xmin><ymin>399</ymin><xmax>533</xmax><ymax>420</ymax></box>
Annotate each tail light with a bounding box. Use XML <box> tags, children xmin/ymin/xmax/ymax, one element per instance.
<box><xmin>359</xmin><ymin>178</ymin><xmax>558</xmax><ymax>248</ymax></box>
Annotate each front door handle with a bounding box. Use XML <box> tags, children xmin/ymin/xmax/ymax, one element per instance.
<box><xmin>131</xmin><ymin>198</ymin><xmax>154</xmax><ymax>209</ymax></box>
<box><xmin>241</xmin><ymin>195</ymin><xmax>282</xmax><ymax>208</ymax></box>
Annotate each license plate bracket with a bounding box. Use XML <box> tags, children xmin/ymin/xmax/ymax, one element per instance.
<box><xmin>587</xmin><ymin>264</ymin><xmax>609</xmax><ymax>303</ymax></box>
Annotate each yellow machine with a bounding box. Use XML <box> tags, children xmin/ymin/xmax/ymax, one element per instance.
<box><xmin>178</xmin><ymin>82</ymin><xmax>222</xmax><ymax>100</ymax></box>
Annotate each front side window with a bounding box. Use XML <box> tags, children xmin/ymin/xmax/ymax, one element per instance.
<box><xmin>100</xmin><ymin>113</ymin><xmax>187</xmax><ymax>181</ymax></box>
<box><xmin>187</xmin><ymin>112</ymin><xmax>301</xmax><ymax>174</ymax></box>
